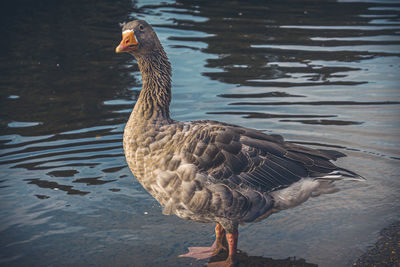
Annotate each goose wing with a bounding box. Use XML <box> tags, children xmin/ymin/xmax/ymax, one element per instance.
<box><xmin>180</xmin><ymin>120</ymin><xmax>356</xmax><ymax>192</ymax></box>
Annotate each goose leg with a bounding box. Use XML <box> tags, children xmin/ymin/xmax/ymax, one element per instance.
<box><xmin>207</xmin><ymin>231</ymin><xmax>238</xmax><ymax>267</ymax></box>
<box><xmin>179</xmin><ymin>223</ymin><xmax>227</xmax><ymax>260</ymax></box>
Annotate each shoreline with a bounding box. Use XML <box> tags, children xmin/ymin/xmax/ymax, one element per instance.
<box><xmin>353</xmin><ymin>221</ymin><xmax>399</xmax><ymax>266</ymax></box>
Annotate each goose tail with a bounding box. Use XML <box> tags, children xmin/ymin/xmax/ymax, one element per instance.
<box><xmin>314</xmin><ymin>168</ymin><xmax>366</xmax><ymax>182</ymax></box>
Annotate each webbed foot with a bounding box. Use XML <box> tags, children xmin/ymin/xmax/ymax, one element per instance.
<box><xmin>178</xmin><ymin>240</ymin><xmax>226</xmax><ymax>260</ymax></box>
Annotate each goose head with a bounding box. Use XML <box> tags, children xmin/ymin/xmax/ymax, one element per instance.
<box><xmin>115</xmin><ymin>20</ymin><xmax>163</xmax><ymax>57</ymax></box>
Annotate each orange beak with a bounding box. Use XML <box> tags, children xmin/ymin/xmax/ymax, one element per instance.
<box><xmin>115</xmin><ymin>30</ymin><xmax>138</xmax><ymax>53</ymax></box>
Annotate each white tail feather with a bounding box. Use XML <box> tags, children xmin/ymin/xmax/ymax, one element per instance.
<box><xmin>314</xmin><ymin>169</ymin><xmax>366</xmax><ymax>182</ymax></box>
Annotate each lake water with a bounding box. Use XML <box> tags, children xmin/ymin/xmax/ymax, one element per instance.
<box><xmin>1</xmin><ymin>0</ymin><xmax>399</xmax><ymax>266</ymax></box>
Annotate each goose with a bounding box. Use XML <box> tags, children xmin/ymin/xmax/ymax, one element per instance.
<box><xmin>115</xmin><ymin>20</ymin><xmax>364</xmax><ymax>267</ymax></box>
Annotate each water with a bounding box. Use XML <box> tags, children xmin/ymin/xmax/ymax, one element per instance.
<box><xmin>1</xmin><ymin>0</ymin><xmax>399</xmax><ymax>266</ymax></box>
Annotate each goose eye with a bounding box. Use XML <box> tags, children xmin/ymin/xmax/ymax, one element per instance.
<box><xmin>139</xmin><ymin>25</ymin><xmax>144</xmax><ymax>31</ymax></box>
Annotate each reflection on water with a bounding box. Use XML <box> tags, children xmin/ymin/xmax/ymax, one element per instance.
<box><xmin>1</xmin><ymin>0</ymin><xmax>400</xmax><ymax>266</ymax></box>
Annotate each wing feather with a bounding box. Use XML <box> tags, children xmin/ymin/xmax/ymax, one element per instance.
<box><xmin>180</xmin><ymin>121</ymin><xmax>359</xmax><ymax>192</ymax></box>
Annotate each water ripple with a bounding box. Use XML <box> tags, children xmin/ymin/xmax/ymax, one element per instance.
<box><xmin>1</xmin><ymin>0</ymin><xmax>399</xmax><ymax>266</ymax></box>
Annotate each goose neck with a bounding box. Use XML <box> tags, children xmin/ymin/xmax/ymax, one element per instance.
<box><xmin>133</xmin><ymin>51</ymin><xmax>172</xmax><ymax>124</ymax></box>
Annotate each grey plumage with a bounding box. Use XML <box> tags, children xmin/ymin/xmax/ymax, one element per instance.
<box><xmin>118</xmin><ymin>20</ymin><xmax>364</xmax><ymax>247</ymax></box>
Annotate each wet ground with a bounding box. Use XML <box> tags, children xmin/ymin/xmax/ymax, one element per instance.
<box><xmin>354</xmin><ymin>220</ymin><xmax>399</xmax><ymax>267</ymax></box>
<box><xmin>1</xmin><ymin>0</ymin><xmax>400</xmax><ymax>266</ymax></box>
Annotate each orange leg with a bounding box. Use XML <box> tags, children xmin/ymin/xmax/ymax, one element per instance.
<box><xmin>226</xmin><ymin>231</ymin><xmax>238</xmax><ymax>265</ymax></box>
<box><xmin>213</xmin><ymin>223</ymin><xmax>227</xmax><ymax>255</ymax></box>
<box><xmin>207</xmin><ymin>231</ymin><xmax>238</xmax><ymax>267</ymax></box>
<box><xmin>179</xmin><ymin>223</ymin><xmax>227</xmax><ymax>260</ymax></box>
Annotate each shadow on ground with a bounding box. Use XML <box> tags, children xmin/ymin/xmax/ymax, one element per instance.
<box><xmin>208</xmin><ymin>250</ymin><xmax>317</xmax><ymax>267</ymax></box>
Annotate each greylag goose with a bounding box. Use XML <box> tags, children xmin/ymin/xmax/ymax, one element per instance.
<box><xmin>115</xmin><ymin>20</ymin><xmax>364</xmax><ymax>267</ymax></box>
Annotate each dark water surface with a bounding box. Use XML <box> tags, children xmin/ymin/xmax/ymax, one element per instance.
<box><xmin>1</xmin><ymin>0</ymin><xmax>400</xmax><ymax>266</ymax></box>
